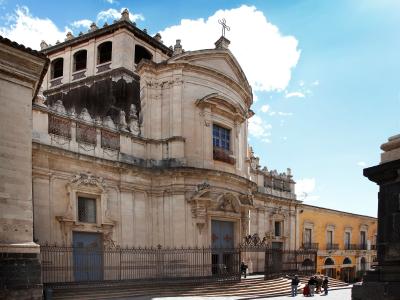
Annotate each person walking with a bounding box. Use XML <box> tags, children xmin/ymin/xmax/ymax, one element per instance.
<box><xmin>322</xmin><ymin>276</ymin><xmax>329</xmax><ymax>295</ymax></box>
<box><xmin>291</xmin><ymin>275</ymin><xmax>300</xmax><ymax>297</ymax></box>
<box><xmin>240</xmin><ymin>262</ymin><xmax>248</xmax><ymax>278</ymax></box>
<box><xmin>308</xmin><ymin>276</ymin><xmax>317</xmax><ymax>296</ymax></box>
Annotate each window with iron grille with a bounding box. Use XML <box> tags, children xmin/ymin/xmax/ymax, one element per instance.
<box><xmin>78</xmin><ymin>197</ymin><xmax>96</xmax><ymax>223</ymax></box>
<box><xmin>213</xmin><ymin>124</ymin><xmax>230</xmax><ymax>151</ymax></box>
<box><xmin>275</xmin><ymin>221</ymin><xmax>282</xmax><ymax>237</ymax></box>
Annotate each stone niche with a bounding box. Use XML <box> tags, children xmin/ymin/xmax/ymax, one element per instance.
<box><xmin>352</xmin><ymin>135</ymin><xmax>400</xmax><ymax>300</ymax></box>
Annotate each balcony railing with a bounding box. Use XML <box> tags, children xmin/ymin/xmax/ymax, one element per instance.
<box><xmin>358</xmin><ymin>243</ymin><xmax>368</xmax><ymax>250</ymax></box>
<box><xmin>344</xmin><ymin>244</ymin><xmax>358</xmax><ymax>250</ymax></box>
<box><xmin>302</xmin><ymin>243</ymin><xmax>319</xmax><ymax>250</ymax></box>
<box><xmin>326</xmin><ymin>243</ymin><xmax>339</xmax><ymax>250</ymax></box>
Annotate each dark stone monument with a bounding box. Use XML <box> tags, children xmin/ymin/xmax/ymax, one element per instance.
<box><xmin>352</xmin><ymin>134</ymin><xmax>400</xmax><ymax>299</ymax></box>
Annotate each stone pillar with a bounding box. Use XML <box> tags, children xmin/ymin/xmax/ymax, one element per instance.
<box><xmin>0</xmin><ymin>38</ymin><xmax>49</xmax><ymax>299</ymax></box>
<box><xmin>352</xmin><ymin>134</ymin><xmax>400</xmax><ymax>300</ymax></box>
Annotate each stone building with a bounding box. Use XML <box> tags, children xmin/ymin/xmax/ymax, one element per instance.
<box><xmin>30</xmin><ymin>9</ymin><xmax>299</xmax><ymax>273</ymax></box>
<box><xmin>0</xmin><ymin>36</ymin><xmax>49</xmax><ymax>299</ymax></box>
<box><xmin>298</xmin><ymin>204</ymin><xmax>377</xmax><ymax>282</ymax></box>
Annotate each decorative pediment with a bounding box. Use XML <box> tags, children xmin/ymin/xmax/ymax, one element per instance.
<box><xmin>168</xmin><ymin>50</ymin><xmax>252</xmax><ymax>96</ymax></box>
<box><xmin>196</xmin><ymin>93</ymin><xmax>248</xmax><ymax>122</ymax></box>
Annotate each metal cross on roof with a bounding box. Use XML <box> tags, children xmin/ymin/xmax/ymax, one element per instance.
<box><xmin>218</xmin><ymin>18</ymin><xmax>230</xmax><ymax>37</ymax></box>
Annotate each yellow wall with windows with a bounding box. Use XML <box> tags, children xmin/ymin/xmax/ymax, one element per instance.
<box><xmin>299</xmin><ymin>204</ymin><xmax>377</xmax><ymax>281</ymax></box>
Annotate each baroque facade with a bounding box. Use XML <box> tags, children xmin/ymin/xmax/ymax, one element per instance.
<box><xmin>31</xmin><ymin>9</ymin><xmax>298</xmax><ymax>267</ymax></box>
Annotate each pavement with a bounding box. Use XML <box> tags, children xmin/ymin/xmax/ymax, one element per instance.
<box><xmin>116</xmin><ymin>286</ymin><xmax>353</xmax><ymax>300</ymax></box>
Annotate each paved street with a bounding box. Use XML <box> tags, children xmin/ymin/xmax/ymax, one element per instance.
<box><xmin>117</xmin><ymin>287</ymin><xmax>352</xmax><ymax>300</ymax></box>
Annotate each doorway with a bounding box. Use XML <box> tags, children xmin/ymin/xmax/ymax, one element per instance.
<box><xmin>211</xmin><ymin>220</ymin><xmax>235</xmax><ymax>274</ymax></box>
<box><xmin>73</xmin><ymin>232</ymin><xmax>103</xmax><ymax>281</ymax></box>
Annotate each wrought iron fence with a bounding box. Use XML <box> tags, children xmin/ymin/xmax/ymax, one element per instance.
<box><xmin>264</xmin><ymin>249</ymin><xmax>317</xmax><ymax>279</ymax></box>
<box><xmin>40</xmin><ymin>245</ymin><xmax>241</xmax><ymax>287</ymax></box>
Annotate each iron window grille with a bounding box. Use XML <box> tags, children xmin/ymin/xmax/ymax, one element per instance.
<box><xmin>78</xmin><ymin>197</ymin><xmax>96</xmax><ymax>223</ymax></box>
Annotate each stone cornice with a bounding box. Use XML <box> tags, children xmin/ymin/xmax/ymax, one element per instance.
<box><xmin>41</xmin><ymin>20</ymin><xmax>172</xmax><ymax>56</ymax></box>
<box><xmin>137</xmin><ymin>60</ymin><xmax>252</xmax><ymax>109</ymax></box>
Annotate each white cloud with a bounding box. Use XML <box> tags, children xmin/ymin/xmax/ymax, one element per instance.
<box><xmin>0</xmin><ymin>6</ymin><xmax>70</xmax><ymax>49</ymax></box>
<box><xmin>260</xmin><ymin>105</ymin><xmax>270</xmax><ymax>113</ymax></box>
<box><xmin>357</xmin><ymin>161</ymin><xmax>367</xmax><ymax>167</ymax></box>
<box><xmin>97</xmin><ymin>8</ymin><xmax>144</xmax><ymax>23</ymax></box>
<box><xmin>105</xmin><ymin>0</ymin><xmax>117</xmax><ymax>4</ymax></box>
<box><xmin>312</xmin><ymin>80</ymin><xmax>320</xmax><ymax>86</ymax></box>
<box><xmin>278</xmin><ymin>112</ymin><xmax>293</xmax><ymax>116</ymax></box>
<box><xmin>253</xmin><ymin>93</ymin><xmax>259</xmax><ymax>102</ymax></box>
<box><xmin>269</xmin><ymin>111</ymin><xmax>276</xmax><ymax>116</ymax></box>
<box><xmin>71</xmin><ymin>19</ymin><xmax>92</xmax><ymax>29</ymax></box>
<box><xmin>285</xmin><ymin>91</ymin><xmax>305</xmax><ymax>98</ymax></box>
<box><xmin>248</xmin><ymin>115</ymin><xmax>272</xmax><ymax>142</ymax></box>
<box><xmin>159</xmin><ymin>5</ymin><xmax>300</xmax><ymax>92</ymax></box>
<box><xmin>296</xmin><ymin>178</ymin><xmax>319</xmax><ymax>201</ymax></box>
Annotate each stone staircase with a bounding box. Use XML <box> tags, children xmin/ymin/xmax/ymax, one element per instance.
<box><xmin>49</xmin><ymin>275</ymin><xmax>349</xmax><ymax>299</ymax></box>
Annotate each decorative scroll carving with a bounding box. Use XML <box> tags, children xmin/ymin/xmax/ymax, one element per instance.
<box><xmin>71</xmin><ymin>173</ymin><xmax>105</xmax><ymax>189</ymax></box>
<box><xmin>197</xmin><ymin>182</ymin><xmax>210</xmax><ymax>191</ymax></box>
<box><xmin>50</xmin><ymin>78</ymin><xmax>62</xmax><ymax>87</ymax></box>
<box><xmin>103</xmin><ymin>116</ymin><xmax>116</xmax><ymax>130</ymax></box>
<box><xmin>128</xmin><ymin>104</ymin><xmax>140</xmax><ymax>135</ymax></box>
<box><xmin>241</xmin><ymin>233</ymin><xmax>267</xmax><ymax>248</ymax></box>
<box><xmin>51</xmin><ymin>100</ymin><xmax>67</xmax><ymax>114</ymax></box>
<box><xmin>48</xmin><ymin>115</ymin><xmax>71</xmax><ymax>139</ymax></box>
<box><xmin>78</xmin><ymin>108</ymin><xmax>93</xmax><ymax>123</ymax></box>
<box><xmin>76</xmin><ymin>123</ymin><xmax>97</xmax><ymax>145</ymax></box>
<box><xmin>101</xmin><ymin>129</ymin><xmax>120</xmax><ymax>150</ymax></box>
<box><xmin>239</xmin><ymin>194</ymin><xmax>254</xmax><ymax>206</ymax></box>
<box><xmin>118</xmin><ymin>110</ymin><xmax>128</xmax><ymax>132</ymax></box>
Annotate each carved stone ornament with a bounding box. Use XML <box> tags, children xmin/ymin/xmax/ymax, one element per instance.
<box><xmin>241</xmin><ymin>233</ymin><xmax>267</xmax><ymax>248</ymax></box>
<box><xmin>197</xmin><ymin>181</ymin><xmax>210</xmax><ymax>191</ymax></box>
<box><xmin>103</xmin><ymin>116</ymin><xmax>116</xmax><ymax>130</ymax></box>
<box><xmin>217</xmin><ymin>193</ymin><xmax>240</xmax><ymax>213</ymax></box>
<box><xmin>71</xmin><ymin>173</ymin><xmax>105</xmax><ymax>190</ymax></box>
<box><xmin>119</xmin><ymin>110</ymin><xmax>128</xmax><ymax>131</ymax></box>
<box><xmin>79</xmin><ymin>108</ymin><xmax>93</xmax><ymax>122</ymax></box>
<box><xmin>239</xmin><ymin>194</ymin><xmax>254</xmax><ymax>206</ymax></box>
<box><xmin>190</xmin><ymin>188</ymin><xmax>212</xmax><ymax>234</ymax></box>
<box><xmin>128</xmin><ymin>104</ymin><xmax>140</xmax><ymax>135</ymax></box>
<box><xmin>51</xmin><ymin>100</ymin><xmax>67</xmax><ymax>114</ymax></box>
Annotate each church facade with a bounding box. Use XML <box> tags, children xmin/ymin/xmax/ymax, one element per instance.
<box><xmin>31</xmin><ymin>9</ymin><xmax>298</xmax><ymax>265</ymax></box>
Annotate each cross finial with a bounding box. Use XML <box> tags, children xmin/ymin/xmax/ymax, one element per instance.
<box><xmin>218</xmin><ymin>18</ymin><xmax>230</xmax><ymax>37</ymax></box>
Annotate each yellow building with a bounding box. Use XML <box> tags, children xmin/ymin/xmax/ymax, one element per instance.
<box><xmin>298</xmin><ymin>204</ymin><xmax>377</xmax><ymax>282</ymax></box>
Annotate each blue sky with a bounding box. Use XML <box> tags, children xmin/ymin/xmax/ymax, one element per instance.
<box><xmin>1</xmin><ymin>0</ymin><xmax>399</xmax><ymax>217</ymax></box>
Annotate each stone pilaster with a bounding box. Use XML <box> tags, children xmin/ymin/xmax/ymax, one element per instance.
<box><xmin>352</xmin><ymin>134</ymin><xmax>400</xmax><ymax>300</ymax></box>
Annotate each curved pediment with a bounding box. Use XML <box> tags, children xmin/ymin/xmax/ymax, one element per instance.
<box><xmin>195</xmin><ymin>93</ymin><xmax>249</xmax><ymax>123</ymax></box>
<box><xmin>168</xmin><ymin>49</ymin><xmax>252</xmax><ymax>101</ymax></box>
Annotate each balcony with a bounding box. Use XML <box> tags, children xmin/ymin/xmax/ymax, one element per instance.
<box><xmin>302</xmin><ymin>243</ymin><xmax>319</xmax><ymax>250</ymax></box>
<box><xmin>358</xmin><ymin>243</ymin><xmax>368</xmax><ymax>250</ymax></box>
<box><xmin>344</xmin><ymin>244</ymin><xmax>358</xmax><ymax>250</ymax></box>
<box><xmin>326</xmin><ymin>243</ymin><xmax>339</xmax><ymax>250</ymax></box>
<box><xmin>213</xmin><ymin>147</ymin><xmax>235</xmax><ymax>165</ymax></box>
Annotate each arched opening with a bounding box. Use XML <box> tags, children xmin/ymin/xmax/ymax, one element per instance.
<box><xmin>51</xmin><ymin>58</ymin><xmax>64</xmax><ymax>79</ymax></box>
<box><xmin>97</xmin><ymin>41</ymin><xmax>112</xmax><ymax>64</ymax></box>
<box><xmin>360</xmin><ymin>257</ymin><xmax>366</xmax><ymax>271</ymax></box>
<box><xmin>134</xmin><ymin>44</ymin><xmax>152</xmax><ymax>64</ymax></box>
<box><xmin>343</xmin><ymin>257</ymin><xmax>352</xmax><ymax>265</ymax></box>
<box><xmin>325</xmin><ymin>258</ymin><xmax>335</xmax><ymax>265</ymax></box>
<box><xmin>73</xmin><ymin>50</ymin><xmax>87</xmax><ymax>72</ymax></box>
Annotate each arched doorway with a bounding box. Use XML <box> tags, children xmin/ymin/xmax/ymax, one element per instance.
<box><xmin>340</xmin><ymin>257</ymin><xmax>355</xmax><ymax>282</ymax></box>
<box><xmin>323</xmin><ymin>257</ymin><xmax>335</xmax><ymax>278</ymax></box>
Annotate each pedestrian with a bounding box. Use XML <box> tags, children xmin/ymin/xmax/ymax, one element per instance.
<box><xmin>240</xmin><ymin>262</ymin><xmax>248</xmax><ymax>278</ymax></box>
<box><xmin>316</xmin><ymin>275</ymin><xmax>323</xmax><ymax>293</ymax></box>
<box><xmin>322</xmin><ymin>276</ymin><xmax>329</xmax><ymax>295</ymax></box>
<box><xmin>308</xmin><ymin>276</ymin><xmax>316</xmax><ymax>296</ymax></box>
<box><xmin>291</xmin><ymin>275</ymin><xmax>300</xmax><ymax>297</ymax></box>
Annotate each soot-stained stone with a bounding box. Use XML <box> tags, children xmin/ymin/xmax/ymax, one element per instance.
<box><xmin>46</xmin><ymin>77</ymin><xmax>140</xmax><ymax>124</ymax></box>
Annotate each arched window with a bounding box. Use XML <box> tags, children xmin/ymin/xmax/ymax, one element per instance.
<box><xmin>325</xmin><ymin>258</ymin><xmax>335</xmax><ymax>265</ymax></box>
<box><xmin>97</xmin><ymin>41</ymin><xmax>112</xmax><ymax>64</ymax></box>
<box><xmin>343</xmin><ymin>257</ymin><xmax>352</xmax><ymax>265</ymax></box>
<box><xmin>360</xmin><ymin>257</ymin><xmax>366</xmax><ymax>271</ymax></box>
<box><xmin>134</xmin><ymin>44</ymin><xmax>152</xmax><ymax>64</ymax></box>
<box><xmin>51</xmin><ymin>58</ymin><xmax>64</xmax><ymax>79</ymax></box>
<box><xmin>73</xmin><ymin>50</ymin><xmax>87</xmax><ymax>72</ymax></box>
